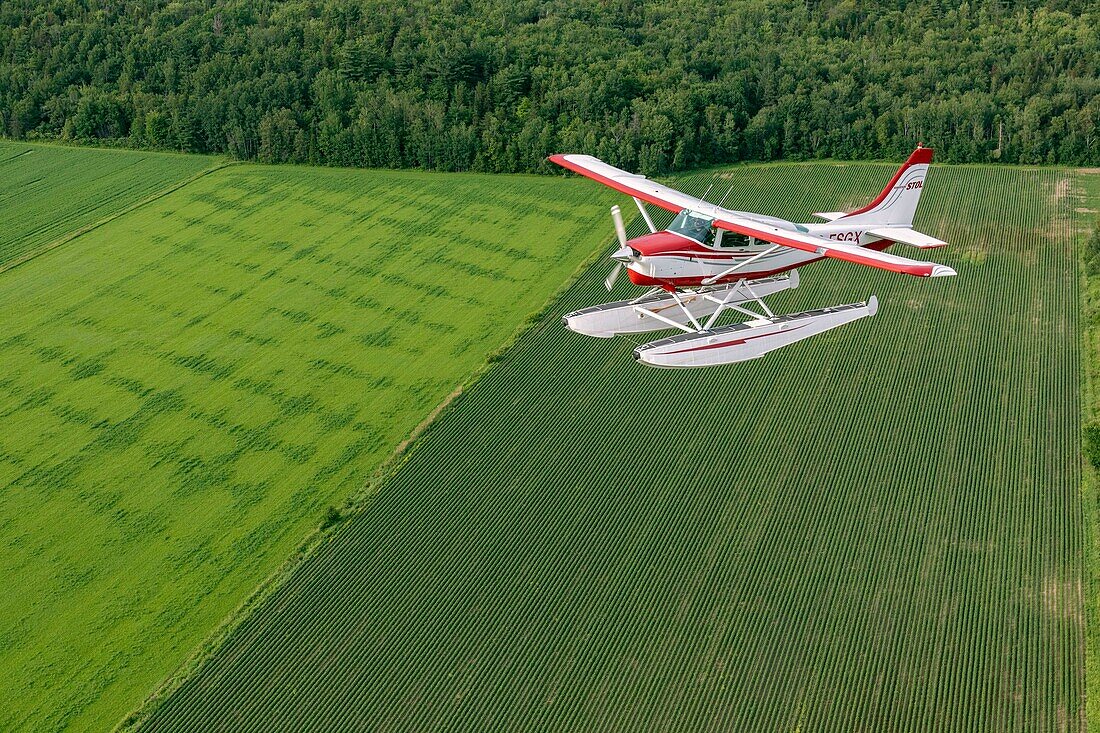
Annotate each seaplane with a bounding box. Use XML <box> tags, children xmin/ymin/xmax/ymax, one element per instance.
<box><xmin>549</xmin><ymin>145</ymin><xmax>954</xmax><ymax>368</ymax></box>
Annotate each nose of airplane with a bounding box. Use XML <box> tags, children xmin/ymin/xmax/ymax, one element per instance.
<box><xmin>611</xmin><ymin>245</ymin><xmax>638</xmax><ymax>262</ymax></box>
<box><xmin>627</xmin><ymin>231</ymin><xmax>684</xmax><ymax>257</ymax></box>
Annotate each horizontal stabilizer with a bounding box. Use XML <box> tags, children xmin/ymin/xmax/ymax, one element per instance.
<box><xmin>869</xmin><ymin>227</ymin><xmax>948</xmax><ymax>249</ymax></box>
<box><xmin>813</xmin><ymin>211</ymin><xmax>846</xmax><ymax>222</ymax></box>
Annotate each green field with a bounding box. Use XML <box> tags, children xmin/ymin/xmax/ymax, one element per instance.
<box><xmin>0</xmin><ymin>150</ymin><xmax>614</xmax><ymax>731</ymax></box>
<box><xmin>0</xmin><ymin>142</ymin><xmax>218</xmax><ymax>268</ymax></box>
<box><xmin>138</xmin><ymin>162</ymin><xmax>1092</xmax><ymax>731</ymax></box>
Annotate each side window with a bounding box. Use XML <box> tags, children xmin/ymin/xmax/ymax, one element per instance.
<box><xmin>721</xmin><ymin>232</ymin><xmax>752</xmax><ymax>248</ymax></box>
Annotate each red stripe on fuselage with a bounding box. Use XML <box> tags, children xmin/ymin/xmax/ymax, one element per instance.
<box><xmin>625</xmin><ymin>238</ymin><xmax>896</xmax><ymax>288</ymax></box>
<box><xmin>626</xmin><ymin>260</ymin><xmax>816</xmax><ymax>287</ymax></box>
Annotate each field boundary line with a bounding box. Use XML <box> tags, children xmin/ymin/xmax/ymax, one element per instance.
<box><xmin>0</xmin><ymin>160</ymin><xmax>238</xmax><ymax>277</ymax></box>
<box><xmin>113</xmin><ymin>214</ymin><xmax>611</xmax><ymax>733</ymax></box>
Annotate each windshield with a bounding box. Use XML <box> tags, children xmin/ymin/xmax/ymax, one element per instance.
<box><xmin>667</xmin><ymin>209</ymin><xmax>714</xmax><ymax>244</ymax></box>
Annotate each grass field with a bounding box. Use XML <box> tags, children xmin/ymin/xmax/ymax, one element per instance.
<box><xmin>0</xmin><ymin>142</ymin><xmax>218</xmax><ymax>268</ymax></box>
<box><xmin>0</xmin><ymin>154</ymin><xmax>614</xmax><ymax>731</ymax></box>
<box><xmin>138</xmin><ymin>162</ymin><xmax>1093</xmax><ymax>731</ymax></box>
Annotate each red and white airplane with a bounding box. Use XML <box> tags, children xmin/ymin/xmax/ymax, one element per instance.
<box><xmin>548</xmin><ymin>145</ymin><xmax>954</xmax><ymax>368</ymax></box>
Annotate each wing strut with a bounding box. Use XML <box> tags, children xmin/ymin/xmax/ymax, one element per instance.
<box><xmin>633</xmin><ymin>197</ymin><xmax>657</xmax><ymax>233</ymax></box>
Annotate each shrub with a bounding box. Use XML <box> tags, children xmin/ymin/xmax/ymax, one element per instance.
<box><xmin>320</xmin><ymin>505</ymin><xmax>342</xmax><ymax>530</ymax></box>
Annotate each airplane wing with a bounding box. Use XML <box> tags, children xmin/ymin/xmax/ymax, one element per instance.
<box><xmin>549</xmin><ymin>154</ymin><xmax>956</xmax><ymax>278</ymax></box>
<box><xmin>713</xmin><ymin>216</ymin><xmax>955</xmax><ymax>277</ymax></box>
<box><xmin>550</xmin><ymin>154</ymin><xmax>711</xmax><ymax>214</ymax></box>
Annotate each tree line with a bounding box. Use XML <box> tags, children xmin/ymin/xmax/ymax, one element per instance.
<box><xmin>1</xmin><ymin>0</ymin><xmax>1096</xmax><ymax>175</ymax></box>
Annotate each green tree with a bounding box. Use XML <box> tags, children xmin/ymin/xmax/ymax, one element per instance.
<box><xmin>258</xmin><ymin>108</ymin><xmax>301</xmax><ymax>164</ymax></box>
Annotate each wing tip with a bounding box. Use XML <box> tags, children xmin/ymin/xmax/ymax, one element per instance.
<box><xmin>930</xmin><ymin>264</ymin><xmax>957</xmax><ymax>278</ymax></box>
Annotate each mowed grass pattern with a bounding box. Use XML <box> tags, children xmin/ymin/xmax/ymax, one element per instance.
<box><xmin>142</xmin><ymin>163</ymin><xmax>1086</xmax><ymax>731</ymax></box>
<box><xmin>0</xmin><ymin>163</ymin><xmax>613</xmax><ymax>731</ymax></box>
<box><xmin>0</xmin><ymin>141</ymin><xmax>217</xmax><ymax>267</ymax></box>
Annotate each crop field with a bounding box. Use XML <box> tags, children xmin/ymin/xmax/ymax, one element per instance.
<box><xmin>0</xmin><ymin>141</ymin><xmax>217</xmax><ymax>268</ymax></box>
<box><xmin>139</xmin><ymin>162</ymin><xmax>1093</xmax><ymax>731</ymax></box>
<box><xmin>0</xmin><ymin>154</ymin><xmax>614</xmax><ymax>731</ymax></box>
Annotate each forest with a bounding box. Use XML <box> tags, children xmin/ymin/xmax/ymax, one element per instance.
<box><xmin>1</xmin><ymin>0</ymin><xmax>1097</xmax><ymax>174</ymax></box>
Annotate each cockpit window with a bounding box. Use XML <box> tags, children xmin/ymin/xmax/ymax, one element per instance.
<box><xmin>667</xmin><ymin>209</ymin><xmax>714</xmax><ymax>244</ymax></box>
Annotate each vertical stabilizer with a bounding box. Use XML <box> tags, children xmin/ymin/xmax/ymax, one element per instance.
<box><xmin>838</xmin><ymin>146</ymin><xmax>933</xmax><ymax>227</ymax></box>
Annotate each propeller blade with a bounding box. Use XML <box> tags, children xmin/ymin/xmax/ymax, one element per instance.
<box><xmin>604</xmin><ymin>262</ymin><xmax>622</xmax><ymax>291</ymax></box>
<box><xmin>611</xmin><ymin>205</ymin><xmax>627</xmax><ymax>248</ymax></box>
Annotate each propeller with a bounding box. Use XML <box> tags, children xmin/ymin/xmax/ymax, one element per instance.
<box><xmin>604</xmin><ymin>262</ymin><xmax>623</xmax><ymax>291</ymax></box>
<box><xmin>604</xmin><ymin>205</ymin><xmax>635</xmax><ymax>291</ymax></box>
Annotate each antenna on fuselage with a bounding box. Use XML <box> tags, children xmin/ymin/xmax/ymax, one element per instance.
<box><xmin>716</xmin><ymin>183</ymin><xmax>736</xmax><ymax>209</ymax></box>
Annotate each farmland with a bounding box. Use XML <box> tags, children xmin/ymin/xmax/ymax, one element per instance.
<box><xmin>0</xmin><ymin>149</ymin><xmax>615</xmax><ymax>731</ymax></box>
<box><xmin>139</xmin><ymin>162</ymin><xmax>1092</xmax><ymax>731</ymax></box>
<box><xmin>0</xmin><ymin>142</ymin><xmax>218</xmax><ymax>268</ymax></box>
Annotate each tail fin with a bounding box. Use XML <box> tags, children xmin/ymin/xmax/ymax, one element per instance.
<box><xmin>838</xmin><ymin>146</ymin><xmax>933</xmax><ymax>227</ymax></box>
